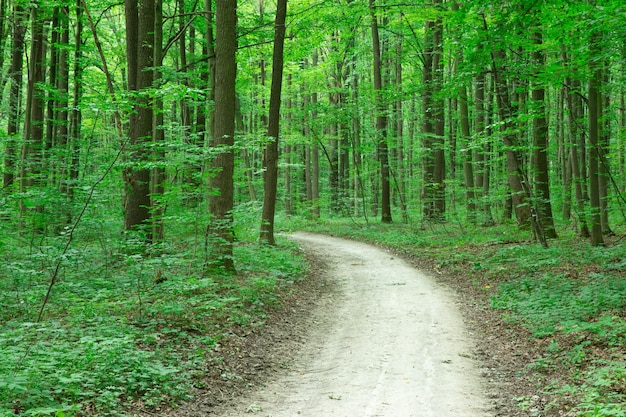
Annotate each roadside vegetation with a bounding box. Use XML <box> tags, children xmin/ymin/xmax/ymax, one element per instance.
<box><xmin>288</xmin><ymin>216</ymin><xmax>626</xmax><ymax>417</ymax></box>
<box><xmin>0</xmin><ymin>206</ymin><xmax>306</xmax><ymax>416</ymax></box>
<box><xmin>2</xmin><ymin>203</ymin><xmax>625</xmax><ymax>416</ymax></box>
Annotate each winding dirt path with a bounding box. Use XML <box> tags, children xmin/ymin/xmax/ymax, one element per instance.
<box><xmin>221</xmin><ymin>232</ymin><xmax>492</xmax><ymax>417</ymax></box>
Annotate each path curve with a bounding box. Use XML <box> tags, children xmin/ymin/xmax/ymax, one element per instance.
<box><xmin>222</xmin><ymin>232</ymin><xmax>492</xmax><ymax>417</ymax></box>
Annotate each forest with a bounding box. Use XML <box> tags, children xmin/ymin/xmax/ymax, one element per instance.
<box><xmin>1</xmin><ymin>0</ymin><xmax>625</xmax><ymax>415</ymax></box>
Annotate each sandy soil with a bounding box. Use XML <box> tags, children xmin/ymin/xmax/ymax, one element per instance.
<box><xmin>216</xmin><ymin>232</ymin><xmax>493</xmax><ymax>417</ymax></box>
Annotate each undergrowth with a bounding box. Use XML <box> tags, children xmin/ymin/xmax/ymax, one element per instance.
<box><xmin>0</xmin><ymin>205</ymin><xmax>306</xmax><ymax>416</ymax></box>
<box><xmin>286</xmin><ymin>216</ymin><xmax>626</xmax><ymax>417</ymax></box>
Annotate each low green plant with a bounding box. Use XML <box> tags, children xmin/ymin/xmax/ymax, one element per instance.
<box><xmin>1</xmin><ymin>206</ymin><xmax>308</xmax><ymax>415</ymax></box>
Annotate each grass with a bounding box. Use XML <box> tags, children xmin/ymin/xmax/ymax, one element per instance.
<box><xmin>0</xmin><ymin>206</ymin><xmax>306</xmax><ymax>416</ymax></box>
<box><xmin>282</xmin><ymin>215</ymin><xmax>626</xmax><ymax>417</ymax></box>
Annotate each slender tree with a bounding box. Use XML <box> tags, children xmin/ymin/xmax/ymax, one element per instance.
<box><xmin>260</xmin><ymin>0</ymin><xmax>288</xmax><ymax>245</ymax></box>
<box><xmin>152</xmin><ymin>0</ymin><xmax>165</xmax><ymax>242</ymax></box>
<box><xmin>20</xmin><ymin>2</ymin><xmax>47</xmax><ymax>220</ymax></box>
<box><xmin>3</xmin><ymin>3</ymin><xmax>27</xmax><ymax>190</ymax></box>
<box><xmin>68</xmin><ymin>0</ymin><xmax>83</xmax><ymax>201</ymax></box>
<box><xmin>588</xmin><ymin>31</ymin><xmax>605</xmax><ymax>246</ymax></box>
<box><xmin>123</xmin><ymin>0</ymin><xmax>155</xmax><ymax>240</ymax></box>
<box><xmin>531</xmin><ymin>30</ymin><xmax>557</xmax><ymax>238</ymax></box>
<box><xmin>369</xmin><ymin>0</ymin><xmax>392</xmax><ymax>223</ymax></box>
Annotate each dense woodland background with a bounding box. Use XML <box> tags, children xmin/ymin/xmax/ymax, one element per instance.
<box><xmin>1</xmin><ymin>0</ymin><xmax>625</xmax><ymax>415</ymax></box>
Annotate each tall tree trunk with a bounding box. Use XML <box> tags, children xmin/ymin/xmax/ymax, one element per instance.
<box><xmin>459</xmin><ymin>83</ymin><xmax>476</xmax><ymax>223</ymax></box>
<box><xmin>370</xmin><ymin>0</ymin><xmax>391</xmax><ymax>223</ymax></box>
<box><xmin>394</xmin><ymin>28</ymin><xmax>407</xmax><ymax>221</ymax></box>
<box><xmin>0</xmin><ymin>0</ymin><xmax>8</xmax><ymax>79</ymax></box>
<box><xmin>55</xmin><ymin>6</ymin><xmax>70</xmax><ymax>197</ymax></box>
<box><xmin>20</xmin><ymin>3</ymin><xmax>47</xmax><ymax>224</ymax></box>
<box><xmin>532</xmin><ymin>31</ymin><xmax>557</xmax><ymax>238</ymax></box>
<box><xmin>588</xmin><ymin>32</ymin><xmax>605</xmax><ymax>246</ymax></box>
<box><xmin>421</xmin><ymin>18</ymin><xmax>435</xmax><ymax>220</ymax></box>
<box><xmin>207</xmin><ymin>0</ymin><xmax>237</xmax><ymax>269</ymax></box>
<box><xmin>431</xmin><ymin>0</ymin><xmax>445</xmax><ymax>218</ymax></box>
<box><xmin>474</xmin><ymin>71</ymin><xmax>493</xmax><ymax>225</ymax></box>
<box><xmin>204</xmin><ymin>0</ymin><xmax>216</xmax><ymax>154</ymax></box>
<box><xmin>152</xmin><ymin>0</ymin><xmax>165</xmax><ymax>242</ymax></box>
<box><xmin>123</xmin><ymin>0</ymin><xmax>155</xmax><ymax>241</ymax></box>
<box><xmin>310</xmin><ymin>51</ymin><xmax>320</xmax><ymax>219</ymax></box>
<box><xmin>598</xmin><ymin>65</ymin><xmax>613</xmax><ymax>236</ymax></box>
<box><xmin>68</xmin><ymin>0</ymin><xmax>83</xmax><ymax>201</ymax></box>
<box><xmin>3</xmin><ymin>4</ymin><xmax>27</xmax><ymax>191</ymax></box>
<box><xmin>565</xmin><ymin>75</ymin><xmax>590</xmax><ymax>237</ymax></box>
<box><xmin>260</xmin><ymin>0</ymin><xmax>287</xmax><ymax>245</ymax></box>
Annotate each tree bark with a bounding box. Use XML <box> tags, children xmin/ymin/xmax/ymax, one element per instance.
<box><xmin>369</xmin><ymin>0</ymin><xmax>392</xmax><ymax>223</ymax></box>
<box><xmin>260</xmin><ymin>0</ymin><xmax>287</xmax><ymax>245</ymax></box>
<box><xmin>431</xmin><ymin>0</ymin><xmax>445</xmax><ymax>218</ymax></box>
<box><xmin>588</xmin><ymin>32</ymin><xmax>604</xmax><ymax>246</ymax></box>
<box><xmin>207</xmin><ymin>0</ymin><xmax>237</xmax><ymax>270</ymax></box>
<box><xmin>598</xmin><ymin>65</ymin><xmax>613</xmax><ymax>236</ymax></box>
<box><xmin>459</xmin><ymin>83</ymin><xmax>476</xmax><ymax>223</ymax></box>
<box><xmin>531</xmin><ymin>31</ymin><xmax>557</xmax><ymax>238</ymax></box>
<box><xmin>123</xmin><ymin>0</ymin><xmax>155</xmax><ymax>241</ymax></box>
<box><xmin>20</xmin><ymin>3</ymin><xmax>47</xmax><ymax>214</ymax></box>
<box><xmin>152</xmin><ymin>0</ymin><xmax>165</xmax><ymax>242</ymax></box>
<box><xmin>68</xmin><ymin>0</ymin><xmax>83</xmax><ymax>201</ymax></box>
<box><xmin>3</xmin><ymin>3</ymin><xmax>27</xmax><ymax>191</ymax></box>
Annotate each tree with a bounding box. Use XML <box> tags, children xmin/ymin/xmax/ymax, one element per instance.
<box><xmin>421</xmin><ymin>1</ymin><xmax>445</xmax><ymax>222</ymax></box>
<box><xmin>3</xmin><ymin>2</ymin><xmax>27</xmax><ymax>191</ymax></box>
<box><xmin>260</xmin><ymin>0</ymin><xmax>288</xmax><ymax>245</ymax></box>
<box><xmin>123</xmin><ymin>0</ymin><xmax>155</xmax><ymax>240</ymax></box>
<box><xmin>531</xmin><ymin>30</ymin><xmax>557</xmax><ymax>238</ymax></box>
<box><xmin>369</xmin><ymin>0</ymin><xmax>391</xmax><ymax>223</ymax></box>
<box><xmin>588</xmin><ymin>31</ymin><xmax>604</xmax><ymax>247</ymax></box>
<box><xmin>207</xmin><ymin>0</ymin><xmax>237</xmax><ymax>270</ymax></box>
<box><xmin>20</xmin><ymin>2</ymin><xmax>47</xmax><ymax>224</ymax></box>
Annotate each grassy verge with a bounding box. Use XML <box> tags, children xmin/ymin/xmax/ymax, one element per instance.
<box><xmin>0</xmin><ymin>210</ymin><xmax>306</xmax><ymax>416</ymax></box>
<box><xmin>282</xmin><ymin>217</ymin><xmax>626</xmax><ymax>417</ymax></box>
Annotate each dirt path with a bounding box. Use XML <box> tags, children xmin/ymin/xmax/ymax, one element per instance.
<box><xmin>219</xmin><ymin>232</ymin><xmax>492</xmax><ymax>417</ymax></box>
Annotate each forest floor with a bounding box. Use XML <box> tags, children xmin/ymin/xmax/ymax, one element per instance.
<box><xmin>160</xmin><ymin>232</ymin><xmax>540</xmax><ymax>417</ymax></box>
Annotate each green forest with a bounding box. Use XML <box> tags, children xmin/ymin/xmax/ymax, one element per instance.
<box><xmin>1</xmin><ymin>0</ymin><xmax>625</xmax><ymax>415</ymax></box>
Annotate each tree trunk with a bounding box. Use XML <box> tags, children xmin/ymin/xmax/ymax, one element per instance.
<box><xmin>394</xmin><ymin>31</ymin><xmax>407</xmax><ymax>221</ymax></box>
<box><xmin>431</xmin><ymin>0</ymin><xmax>445</xmax><ymax>218</ymax></box>
<box><xmin>207</xmin><ymin>0</ymin><xmax>237</xmax><ymax>270</ymax></box>
<box><xmin>68</xmin><ymin>0</ymin><xmax>83</xmax><ymax>201</ymax></box>
<box><xmin>123</xmin><ymin>0</ymin><xmax>155</xmax><ymax>241</ymax></box>
<box><xmin>3</xmin><ymin>3</ymin><xmax>27</xmax><ymax>191</ymax></box>
<box><xmin>459</xmin><ymin>83</ymin><xmax>476</xmax><ymax>223</ymax></box>
<box><xmin>370</xmin><ymin>0</ymin><xmax>391</xmax><ymax>223</ymax></box>
<box><xmin>531</xmin><ymin>31</ymin><xmax>557</xmax><ymax>238</ymax></box>
<box><xmin>588</xmin><ymin>33</ymin><xmax>605</xmax><ymax>246</ymax></box>
<box><xmin>152</xmin><ymin>0</ymin><xmax>165</xmax><ymax>242</ymax></box>
<box><xmin>474</xmin><ymin>71</ymin><xmax>493</xmax><ymax>225</ymax></box>
<box><xmin>565</xmin><ymin>75</ymin><xmax>590</xmax><ymax>237</ymax></box>
<box><xmin>55</xmin><ymin>6</ymin><xmax>70</xmax><ymax>198</ymax></box>
<box><xmin>20</xmin><ymin>3</ymin><xmax>47</xmax><ymax>224</ymax></box>
<box><xmin>421</xmin><ymin>18</ymin><xmax>435</xmax><ymax>220</ymax></box>
<box><xmin>310</xmin><ymin>53</ymin><xmax>320</xmax><ymax>218</ymax></box>
<box><xmin>598</xmin><ymin>66</ymin><xmax>613</xmax><ymax>236</ymax></box>
<box><xmin>260</xmin><ymin>0</ymin><xmax>287</xmax><ymax>245</ymax></box>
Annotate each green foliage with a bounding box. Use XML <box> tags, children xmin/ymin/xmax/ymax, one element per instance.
<box><xmin>492</xmin><ymin>274</ymin><xmax>626</xmax><ymax>339</ymax></box>
<box><xmin>0</xmin><ymin>207</ymin><xmax>307</xmax><ymax>415</ymax></box>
